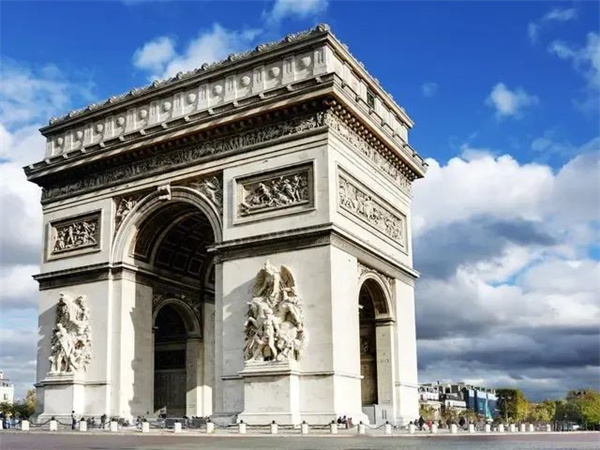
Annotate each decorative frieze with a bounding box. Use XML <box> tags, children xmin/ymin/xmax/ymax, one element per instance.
<box><xmin>50</xmin><ymin>213</ymin><xmax>100</xmax><ymax>256</ymax></box>
<box><xmin>41</xmin><ymin>112</ymin><xmax>326</xmax><ymax>202</ymax></box>
<box><xmin>49</xmin><ymin>293</ymin><xmax>92</xmax><ymax>374</ymax></box>
<box><xmin>244</xmin><ymin>261</ymin><xmax>306</xmax><ymax>362</ymax></box>
<box><xmin>325</xmin><ymin>110</ymin><xmax>413</xmax><ymax>194</ymax></box>
<box><xmin>238</xmin><ymin>165</ymin><xmax>311</xmax><ymax>217</ymax></box>
<box><xmin>114</xmin><ymin>195</ymin><xmax>142</xmax><ymax>233</ymax></box>
<box><xmin>338</xmin><ymin>173</ymin><xmax>406</xmax><ymax>248</ymax></box>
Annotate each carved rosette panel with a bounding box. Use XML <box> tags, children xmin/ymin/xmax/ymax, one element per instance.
<box><xmin>237</xmin><ymin>164</ymin><xmax>313</xmax><ymax>219</ymax></box>
<box><xmin>50</xmin><ymin>213</ymin><xmax>100</xmax><ymax>257</ymax></box>
<box><xmin>49</xmin><ymin>293</ymin><xmax>92</xmax><ymax>374</ymax></box>
<box><xmin>338</xmin><ymin>173</ymin><xmax>406</xmax><ymax>249</ymax></box>
<box><xmin>181</xmin><ymin>174</ymin><xmax>223</xmax><ymax>213</ymax></box>
<box><xmin>244</xmin><ymin>261</ymin><xmax>307</xmax><ymax>362</ymax></box>
<box><xmin>42</xmin><ymin>112</ymin><xmax>327</xmax><ymax>202</ymax></box>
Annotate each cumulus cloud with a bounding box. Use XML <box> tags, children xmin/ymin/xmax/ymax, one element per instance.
<box><xmin>413</xmin><ymin>139</ymin><xmax>600</xmax><ymax>400</ymax></box>
<box><xmin>265</xmin><ymin>0</ymin><xmax>328</xmax><ymax>24</ymax></box>
<box><xmin>421</xmin><ymin>82</ymin><xmax>438</xmax><ymax>98</ymax></box>
<box><xmin>132</xmin><ymin>24</ymin><xmax>260</xmax><ymax>81</ymax></box>
<box><xmin>486</xmin><ymin>82</ymin><xmax>539</xmax><ymax>119</ymax></box>
<box><xmin>528</xmin><ymin>8</ymin><xmax>578</xmax><ymax>45</ymax></box>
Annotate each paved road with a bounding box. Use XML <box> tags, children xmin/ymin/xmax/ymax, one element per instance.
<box><xmin>1</xmin><ymin>432</ymin><xmax>599</xmax><ymax>450</ymax></box>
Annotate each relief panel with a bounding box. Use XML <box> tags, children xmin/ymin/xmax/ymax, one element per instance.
<box><xmin>47</xmin><ymin>211</ymin><xmax>101</xmax><ymax>260</ymax></box>
<box><xmin>234</xmin><ymin>162</ymin><xmax>314</xmax><ymax>223</ymax></box>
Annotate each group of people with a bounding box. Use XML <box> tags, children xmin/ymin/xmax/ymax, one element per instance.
<box><xmin>336</xmin><ymin>416</ymin><xmax>355</xmax><ymax>428</ymax></box>
<box><xmin>414</xmin><ymin>415</ymin><xmax>475</xmax><ymax>431</ymax></box>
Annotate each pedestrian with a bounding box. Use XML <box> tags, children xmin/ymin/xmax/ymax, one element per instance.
<box><xmin>418</xmin><ymin>415</ymin><xmax>425</xmax><ymax>430</ymax></box>
<box><xmin>71</xmin><ymin>410</ymin><xmax>77</xmax><ymax>430</ymax></box>
<box><xmin>100</xmin><ymin>413</ymin><xmax>107</xmax><ymax>429</ymax></box>
<box><xmin>459</xmin><ymin>416</ymin><xmax>466</xmax><ymax>430</ymax></box>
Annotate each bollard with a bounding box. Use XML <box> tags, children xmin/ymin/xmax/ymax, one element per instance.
<box><xmin>509</xmin><ymin>424</ymin><xmax>516</xmax><ymax>433</ymax></box>
<box><xmin>173</xmin><ymin>422</ymin><xmax>182</xmax><ymax>433</ymax></box>
<box><xmin>384</xmin><ymin>422</ymin><xmax>392</xmax><ymax>435</ymax></box>
<box><xmin>408</xmin><ymin>423</ymin><xmax>416</xmax><ymax>434</ymax></box>
<box><xmin>270</xmin><ymin>421</ymin><xmax>278</xmax><ymax>434</ymax></box>
<box><xmin>519</xmin><ymin>423</ymin><xmax>526</xmax><ymax>433</ymax></box>
<box><xmin>141</xmin><ymin>422</ymin><xmax>150</xmax><ymax>433</ymax></box>
<box><xmin>545</xmin><ymin>424</ymin><xmax>552</xmax><ymax>432</ymax></box>
<box><xmin>431</xmin><ymin>423</ymin><xmax>438</xmax><ymax>434</ymax></box>
<box><xmin>485</xmin><ymin>423</ymin><xmax>491</xmax><ymax>433</ymax></box>
<box><xmin>21</xmin><ymin>420</ymin><xmax>30</xmax><ymax>431</ymax></box>
<box><xmin>498</xmin><ymin>424</ymin><xmax>505</xmax><ymax>433</ymax></box>
<box><xmin>301</xmin><ymin>421</ymin><xmax>309</xmax><ymax>435</ymax></box>
<box><xmin>49</xmin><ymin>420</ymin><xmax>58</xmax><ymax>431</ymax></box>
<box><xmin>450</xmin><ymin>424</ymin><xmax>458</xmax><ymax>434</ymax></box>
<box><xmin>79</xmin><ymin>420</ymin><xmax>87</xmax><ymax>432</ymax></box>
<box><xmin>206</xmin><ymin>421</ymin><xmax>215</xmax><ymax>434</ymax></box>
<box><xmin>468</xmin><ymin>423</ymin><xmax>475</xmax><ymax>433</ymax></box>
<box><xmin>238</xmin><ymin>421</ymin><xmax>247</xmax><ymax>434</ymax></box>
<box><xmin>528</xmin><ymin>424</ymin><xmax>535</xmax><ymax>432</ymax></box>
<box><xmin>357</xmin><ymin>422</ymin><xmax>366</xmax><ymax>434</ymax></box>
<box><xmin>110</xmin><ymin>421</ymin><xmax>118</xmax><ymax>432</ymax></box>
<box><xmin>330</xmin><ymin>421</ymin><xmax>338</xmax><ymax>434</ymax></box>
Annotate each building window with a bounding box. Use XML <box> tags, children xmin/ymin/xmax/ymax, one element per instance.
<box><xmin>3</xmin><ymin>394</ymin><xmax>7</xmax><ymax>400</ymax></box>
<box><xmin>366</xmin><ymin>90</ymin><xmax>375</xmax><ymax>110</ymax></box>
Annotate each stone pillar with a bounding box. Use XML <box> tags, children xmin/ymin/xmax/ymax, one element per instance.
<box><xmin>545</xmin><ymin>424</ymin><xmax>552</xmax><ymax>432</ymax></box>
<box><xmin>509</xmin><ymin>424</ymin><xmax>516</xmax><ymax>433</ymax></box>
<box><xmin>357</xmin><ymin>422</ymin><xmax>366</xmax><ymax>434</ymax></box>
<box><xmin>498</xmin><ymin>424</ymin><xmax>505</xmax><ymax>433</ymax></box>
<box><xmin>528</xmin><ymin>424</ymin><xmax>535</xmax><ymax>432</ymax></box>
<box><xmin>468</xmin><ymin>423</ymin><xmax>475</xmax><ymax>433</ymax></box>
<box><xmin>519</xmin><ymin>423</ymin><xmax>526</xmax><ymax>432</ymax></box>
<box><xmin>384</xmin><ymin>422</ymin><xmax>392</xmax><ymax>434</ymax></box>
<box><xmin>330</xmin><ymin>422</ymin><xmax>338</xmax><ymax>434</ymax></box>
<box><xmin>484</xmin><ymin>423</ymin><xmax>491</xmax><ymax>433</ymax></box>
<box><xmin>238</xmin><ymin>421</ymin><xmax>246</xmax><ymax>434</ymax></box>
<box><xmin>186</xmin><ymin>337</ymin><xmax>203</xmax><ymax>417</ymax></box>
<box><xmin>450</xmin><ymin>424</ymin><xmax>457</xmax><ymax>434</ymax></box>
<box><xmin>270</xmin><ymin>422</ymin><xmax>278</xmax><ymax>434</ymax></box>
<box><xmin>21</xmin><ymin>420</ymin><xmax>30</xmax><ymax>431</ymax></box>
<box><xmin>206</xmin><ymin>421</ymin><xmax>215</xmax><ymax>434</ymax></box>
<box><xmin>110</xmin><ymin>421</ymin><xmax>118</xmax><ymax>432</ymax></box>
<box><xmin>409</xmin><ymin>423</ymin><xmax>416</xmax><ymax>434</ymax></box>
<box><xmin>141</xmin><ymin>422</ymin><xmax>150</xmax><ymax>433</ymax></box>
<box><xmin>79</xmin><ymin>420</ymin><xmax>87</xmax><ymax>432</ymax></box>
<box><xmin>173</xmin><ymin>422</ymin><xmax>182</xmax><ymax>433</ymax></box>
<box><xmin>49</xmin><ymin>420</ymin><xmax>58</xmax><ymax>431</ymax></box>
<box><xmin>431</xmin><ymin>423</ymin><xmax>438</xmax><ymax>434</ymax></box>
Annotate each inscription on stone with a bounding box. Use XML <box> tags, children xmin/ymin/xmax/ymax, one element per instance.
<box><xmin>51</xmin><ymin>213</ymin><xmax>100</xmax><ymax>255</ymax></box>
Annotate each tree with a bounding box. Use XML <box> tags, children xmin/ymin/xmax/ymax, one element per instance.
<box><xmin>527</xmin><ymin>400</ymin><xmax>555</xmax><ymax>423</ymax></box>
<box><xmin>419</xmin><ymin>404</ymin><xmax>436</xmax><ymax>420</ymax></box>
<box><xmin>566</xmin><ymin>389</ymin><xmax>600</xmax><ymax>428</ymax></box>
<box><xmin>496</xmin><ymin>388</ymin><xmax>529</xmax><ymax>422</ymax></box>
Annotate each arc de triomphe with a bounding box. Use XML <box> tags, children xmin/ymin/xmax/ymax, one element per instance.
<box><xmin>26</xmin><ymin>25</ymin><xmax>427</xmax><ymax>426</ymax></box>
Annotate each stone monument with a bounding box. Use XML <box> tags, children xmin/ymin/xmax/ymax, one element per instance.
<box><xmin>26</xmin><ymin>24</ymin><xmax>427</xmax><ymax>425</ymax></box>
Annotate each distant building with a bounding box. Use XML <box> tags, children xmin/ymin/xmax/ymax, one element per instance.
<box><xmin>0</xmin><ymin>371</ymin><xmax>14</xmax><ymax>404</ymax></box>
<box><xmin>419</xmin><ymin>382</ymin><xmax>497</xmax><ymax>420</ymax></box>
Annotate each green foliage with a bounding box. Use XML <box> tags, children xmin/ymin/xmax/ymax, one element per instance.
<box><xmin>565</xmin><ymin>389</ymin><xmax>600</xmax><ymax>426</ymax></box>
<box><xmin>419</xmin><ymin>404</ymin><xmax>436</xmax><ymax>420</ymax></box>
<box><xmin>496</xmin><ymin>388</ymin><xmax>529</xmax><ymax>422</ymax></box>
<box><xmin>527</xmin><ymin>400</ymin><xmax>555</xmax><ymax>423</ymax></box>
<box><xmin>0</xmin><ymin>389</ymin><xmax>36</xmax><ymax>419</ymax></box>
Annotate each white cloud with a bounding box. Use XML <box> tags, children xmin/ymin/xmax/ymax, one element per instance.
<box><xmin>549</xmin><ymin>32</ymin><xmax>600</xmax><ymax>92</ymax></box>
<box><xmin>265</xmin><ymin>0</ymin><xmax>328</xmax><ymax>24</ymax></box>
<box><xmin>0</xmin><ymin>59</ymin><xmax>94</xmax><ymax>127</ymax></box>
<box><xmin>421</xmin><ymin>82</ymin><xmax>438</xmax><ymax>98</ymax></box>
<box><xmin>133</xmin><ymin>24</ymin><xmax>260</xmax><ymax>81</ymax></box>
<box><xmin>132</xmin><ymin>36</ymin><xmax>176</xmax><ymax>73</ymax></box>
<box><xmin>486</xmin><ymin>82</ymin><xmax>539</xmax><ymax>119</ymax></box>
<box><xmin>528</xmin><ymin>7</ymin><xmax>578</xmax><ymax>44</ymax></box>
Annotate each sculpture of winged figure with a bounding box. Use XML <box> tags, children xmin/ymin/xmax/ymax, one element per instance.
<box><xmin>244</xmin><ymin>261</ymin><xmax>307</xmax><ymax>362</ymax></box>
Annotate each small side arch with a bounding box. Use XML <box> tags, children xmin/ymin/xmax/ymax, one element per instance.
<box><xmin>153</xmin><ymin>297</ymin><xmax>202</xmax><ymax>339</ymax></box>
<box><xmin>358</xmin><ymin>271</ymin><xmax>395</xmax><ymax>321</ymax></box>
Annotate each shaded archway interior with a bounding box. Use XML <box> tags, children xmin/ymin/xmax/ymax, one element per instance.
<box><xmin>359</xmin><ymin>280</ymin><xmax>382</xmax><ymax>406</ymax></box>
<box><xmin>131</xmin><ymin>201</ymin><xmax>216</xmax><ymax>417</ymax></box>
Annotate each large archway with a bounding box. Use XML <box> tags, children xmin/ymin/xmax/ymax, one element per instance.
<box><xmin>123</xmin><ymin>195</ymin><xmax>218</xmax><ymax>418</ymax></box>
<box><xmin>358</xmin><ymin>276</ymin><xmax>394</xmax><ymax>425</ymax></box>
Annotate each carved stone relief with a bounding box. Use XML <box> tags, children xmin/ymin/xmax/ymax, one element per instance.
<box><xmin>51</xmin><ymin>213</ymin><xmax>100</xmax><ymax>255</ymax></box>
<box><xmin>244</xmin><ymin>261</ymin><xmax>306</xmax><ymax>362</ymax></box>
<box><xmin>183</xmin><ymin>175</ymin><xmax>223</xmax><ymax>212</ymax></box>
<box><xmin>114</xmin><ymin>195</ymin><xmax>142</xmax><ymax>233</ymax></box>
<box><xmin>358</xmin><ymin>261</ymin><xmax>395</xmax><ymax>297</ymax></box>
<box><xmin>49</xmin><ymin>293</ymin><xmax>92</xmax><ymax>374</ymax></box>
<box><xmin>42</xmin><ymin>112</ymin><xmax>326</xmax><ymax>202</ymax></box>
<box><xmin>239</xmin><ymin>167</ymin><xmax>311</xmax><ymax>217</ymax></box>
<box><xmin>325</xmin><ymin>111</ymin><xmax>413</xmax><ymax>194</ymax></box>
<box><xmin>338</xmin><ymin>173</ymin><xmax>406</xmax><ymax>248</ymax></box>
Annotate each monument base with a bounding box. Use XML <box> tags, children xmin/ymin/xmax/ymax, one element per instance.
<box><xmin>237</xmin><ymin>360</ymin><xmax>301</xmax><ymax>425</ymax></box>
<box><xmin>36</xmin><ymin>372</ymin><xmax>85</xmax><ymax>423</ymax></box>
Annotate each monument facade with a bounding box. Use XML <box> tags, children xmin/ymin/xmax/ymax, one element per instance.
<box><xmin>25</xmin><ymin>25</ymin><xmax>427</xmax><ymax>426</ymax></box>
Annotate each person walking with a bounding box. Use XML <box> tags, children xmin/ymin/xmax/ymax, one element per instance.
<box><xmin>71</xmin><ymin>411</ymin><xmax>77</xmax><ymax>430</ymax></box>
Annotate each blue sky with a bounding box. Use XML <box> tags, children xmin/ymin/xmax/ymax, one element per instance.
<box><xmin>1</xmin><ymin>0</ymin><xmax>599</xmax><ymax>401</ymax></box>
